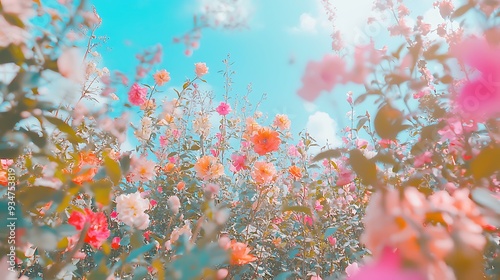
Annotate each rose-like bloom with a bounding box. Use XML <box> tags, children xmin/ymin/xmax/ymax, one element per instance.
<box><xmin>167</xmin><ymin>195</ymin><xmax>181</xmax><ymax>214</ymax></box>
<box><xmin>68</xmin><ymin>209</ymin><xmax>110</xmax><ymax>248</ymax></box>
<box><xmin>69</xmin><ymin>151</ymin><xmax>100</xmax><ymax>185</ymax></box>
<box><xmin>452</xmin><ymin>37</ymin><xmax>500</xmax><ymax>122</ymax></box>
<box><xmin>193</xmin><ymin>114</ymin><xmax>211</xmax><ymax>136</ymax></box>
<box><xmin>251</xmin><ymin>127</ymin><xmax>281</xmax><ymax>156</ymax></box>
<box><xmin>0</xmin><ymin>169</ymin><xmax>7</xmax><ymax>186</ymax></box>
<box><xmin>204</xmin><ymin>183</ymin><xmax>220</xmax><ymax>195</ymax></box>
<box><xmin>216</xmin><ymin>102</ymin><xmax>232</xmax><ymax>116</ymax></box>
<box><xmin>153</xmin><ymin>69</ymin><xmax>170</xmax><ymax>86</ymax></box>
<box><xmin>128</xmin><ymin>156</ymin><xmax>156</xmax><ymax>182</ymax></box>
<box><xmin>288</xmin><ymin>165</ymin><xmax>302</xmax><ymax>180</ymax></box>
<box><xmin>230</xmin><ymin>153</ymin><xmax>247</xmax><ymax>173</ymax></box>
<box><xmin>194</xmin><ymin>156</ymin><xmax>224</xmax><ymax>180</ymax></box>
<box><xmin>134</xmin><ymin>116</ymin><xmax>153</xmax><ymax>140</ymax></box>
<box><xmin>229</xmin><ymin>240</ymin><xmax>257</xmax><ymax>265</ymax></box>
<box><xmin>195</xmin><ymin>62</ymin><xmax>209</xmax><ymax>77</ymax></box>
<box><xmin>347</xmin><ymin>247</ymin><xmax>426</xmax><ymax>280</ymax></box>
<box><xmin>273</xmin><ymin>114</ymin><xmax>291</xmax><ymax>130</ymax></box>
<box><xmin>111</xmin><ymin>237</ymin><xmax>120</xmax><ymax>250</ymax></box>
<box><xmin>251</xmin><ymin>161</ymin><xmax>276</xmax><ymax>185</ymax></box>
<box><xmin>57</xmin><ymin>48</ymin><xmax>85</xmax><ymax>83</ymax></box>
<box><xmin>128</xmin><ymin>83</ymin><xmax>147</xmax><ymax>106</ymax></box>
<box><xmin>170</xmin><ymin>222</ymin><xmax>192</xmax><ymax>243</ymax></box>
<box><xmin>116</xmin><ymin>192</ymin><xmax>150</xmax><ymax>230</ymax></box>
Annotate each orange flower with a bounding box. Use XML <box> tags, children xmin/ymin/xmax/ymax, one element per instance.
<box><xmin>229</xmin><ymin>240</ymin><xmax>257</xmax><ymax>265</ymax></box>
<box><xmin>71</xmin><ymin>151</ymin><xmax>100</xmax><ymax>185</ymax></box>
<box><xmin>251</xmin><ymin>161</ymin><xmax>276</xmax><ymax>185</ymax></box>
<box><xmin>0</xmin><ymin>169</ymin><xmax>7</xmax><ymax>186</ymax></box>
<box><xmin>251</xmin><ymin>127</ymin><xmax>281</xmax><ymax>156</ymax></box>
<box><xmin>288</xmin><ymin>165</ymin><xmax>302</xmax><ymax>180</ymax></box>
<box><xmin>194</xmin><ymin>156</ymin><xmax>224</xmax><ymax>180</ymax></box>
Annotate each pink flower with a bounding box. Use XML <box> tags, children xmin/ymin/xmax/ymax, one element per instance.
<box><xmin>216</xmin><ymin>102</ymin><xmax>232</xmax><ymax>116</ymax></box>
<box><xmin>129</xmin><ymin>156</ymin><xmax>156</xmax><ymax>182</ymax></box>
<box><xmin>298</xmin><ymin>54</ymin><xmax>346</xmax><ymax>101</ymax></box>
<box><xmin>195</xmin><ymin>62</ymin><xmax>209</xmax><ymax>77</ymax></box>
<box><xmin>68</xmin><ymin>209</ymin><xmax>110</xmax><ymax>248</ymax></box>
<box><xmin>288</xmin><ymin>145</ymin><xmax>300</xmax><ymax>157</ymax></box>
<box><xmin>345</xmin><ymin>262</ymin><xmax>360</xmax><ymax>277</ymax></box>
<box><xmin>314</xmin><ymin>200</ymin><xmax>323</xmax><ymax>211</ymax></box>
<box><xmin>159</xmin><ymin>135</ymin><xmax>168</xmax><ymax>147</ymax></box>
<box><xmin>167</xmin><ymin>196</ymin><xmax>181</xmax><ymax>214</ymax></box>
<box><xmin>310</xmin><ymin>276</ymin><xmax>322</xmax><ymax>280</ymax></box>
<box><xmin>230</xmin><ymin>153</ymin><xmax>247</xmax><ymax>173</ymax></box>
<box><xmin>453</xmin><ymin>38</ymin><xmax>500</xmax><ymax>122</ymax></box>
<box><xmin>58</xmin><ymin>48</ymin><xmax>84</xmax><ymax>83</ymax></box>
<box><xmin>413</xmin><ymin>151</ymin><xmax>432</xmax><ymax>167</ymax></box>
<box><xmin>128</xmin><ymin>83</ymin><xmax>147</xmax><ymax>106</ymax></box>
<box><xmin>327</xmin><ymin>236</ymin><xmax>337</xmax><ymax>246</ymax></box>
<box><xmin>346</xmin><ymin>248</ymin><xmax>426</xmax><ymax>280</ymax></box>
<box><xmin>204</xmin><ymin>183</ymin><xmax>220</xmax><ymax>195</ymax></box>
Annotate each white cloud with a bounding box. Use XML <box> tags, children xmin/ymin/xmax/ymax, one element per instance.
<box><xmin>290</xmin><ymin>13</ymin><xmax>318</xmax><ymax>34</ymax></box>
<box><xmin>306</xmin><ymin>111</ymin><xmax>341</xmax><ymax>153</ymax></box>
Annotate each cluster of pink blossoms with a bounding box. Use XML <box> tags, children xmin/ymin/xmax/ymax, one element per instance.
<box><xmin>361</xmin><ymin>187</ymin><xmax>488</xmax><ymax>279</ymax></box>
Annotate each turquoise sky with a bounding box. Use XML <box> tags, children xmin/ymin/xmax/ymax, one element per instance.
<box><xmin>92</xmin><ymin>0</ymin><xmax>351</xmax><ymax>145</ymax></box>
<box><xmin>92</xmin><ymin>0</ymin><xmax>458</xmax><ymax>148</ymax></box>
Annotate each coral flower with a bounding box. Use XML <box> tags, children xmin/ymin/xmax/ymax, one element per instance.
<box><xmin>195</xmin><ymin>62</ymin><xmax>209</xmax><ymax>77</ymax></box>
<box><xmin>0</xmin><ymin>169</ymin><xmax>7</xmax><ymax>186</ymax></box>
<box><xmin>273</xmin><ymin>114</ymin><xmax>291</xmax><ymax>130</ymax></box>
<box><xmin>128</xmin><ymin>83</ymin><xmax>147</xmax><ymax>106</ymax></box>
<box><xmin>251</xmin><ymin>161</ymin><xmax>276</xmax><ymax>185</ymax></box>
<box><xmin>71</xmin><ymin>151</ymin><xmax>100</xmax><ymax>185</ymax></box>
<box><xmin>68</xmin><ymin>209</ymin><xmax>110</xmax><ymax>248</ymax></box>
<box><xmin>153</xmin><ymin>69</ymin><xmax>170</xmax><ymax>86</ymax></box>
<box><xmin>288</xmin><ymin>165</ymin><xmax>302</xmax><ymax>180</ymax></box>
<box><xmin>229</xmin><ymin>240</ymin><xmax>257</xmax><ymax>265</ymax></box>
<box><xmin>194</xmin><ymin>155</ymin><xmax>224</xmax><ymax>180</ymax></box>
<box><xmin>251</xmin><ymin>127</ymin><xmax>281</xmax><ymax>156</ymax></box>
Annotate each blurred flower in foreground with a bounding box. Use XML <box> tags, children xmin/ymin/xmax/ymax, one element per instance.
<box><xmin>453</xmin><ymin>37</ymin><xmax>500</xmax><ymax>122</ymax></box>
<box><xmin>346</xmin><ymin>247</ymin><xmax>425</xmax><ymax>280</ymax></box>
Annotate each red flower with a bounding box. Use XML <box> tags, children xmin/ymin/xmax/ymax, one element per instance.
<box><xmin>68</xmin><ymin>209</ymin><xmax>110</xmax><ymax>248</ymax></box>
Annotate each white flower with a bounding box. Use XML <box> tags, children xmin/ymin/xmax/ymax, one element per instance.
<box><xmin>116</xmin><ymin>192</ymin><xmax>150</xmax><ymax>230</ymax></box>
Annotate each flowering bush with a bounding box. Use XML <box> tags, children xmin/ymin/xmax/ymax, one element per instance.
<box><xmin>1</xmin><ymin>0</ymin><xmax>500</xmax><ymax>280</ymax></box>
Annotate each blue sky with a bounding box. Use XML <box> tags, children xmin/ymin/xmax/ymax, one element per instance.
<box><xmin>92</xmin><ymin>0</ymin><xmax>459</xmax><ymax>149</ymax></box>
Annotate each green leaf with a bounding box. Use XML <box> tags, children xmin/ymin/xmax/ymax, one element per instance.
<box><xmin>17</xmin><ymin>186</ymin><xmax>58</xmax><ymax>210</ymax></box>
<box><xmin>282</xmin><ymin>205</ymin><xmax>312</xmax><ymax>216</ymax></box>
<box><xmin>275</xmin><ymin>272</ymin><xmax>295</xmax><ymax>280</ymax></box>
<box><xmin>374</xmin><ymin>104</ymin><xmax>407</xmax><ymax>140</ymax></box>
<box><xmin>90</xmin><ymin>179</ymin><xmax>113</xmax><ymax>206</ymax></box>
<box><xmin>452</xmin><ymin>3</ymin><xmax>474</xmax><ymax>19</ymax></box>
<box><xmin>472</xmin><ymin>188</ymin><xmax>500</xmax><ymax>214</ymax></box>
<box><xmin>470</xmin><ymin>146</ymin><xmax>500</xmax><ymax>179</ymax></box>
<box><xmin>125</xmin><ymin>243</ymin><xmax>156</xmax><ymax>263</ymax></box>
<box><xmin>312</xmin><ymin>149</ymin><xmax>342</xmax><ymax>162</ymax></box>
<box><xmin>44</xmin><ymin>116</ymin><xmax>84</xmax><ymax>143</ymax></box>
<box><xmin>349</xmin><ymin>149</ymin><xmax>377</xmax><ymax>186</ymax></box>
<box><xmin>324</xmin><ymin>227</ymin><xmax>338</xmax><ymax>238</ymax></box>
<box><xmin>104</xmin><ymin>155</ymin><xmax>122</xmax><ymax>185</ymax></box>
<box><xmin>132</xmin><ymin>267</ymin><xmax>149</xmax><ymax>280</ymax></box>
